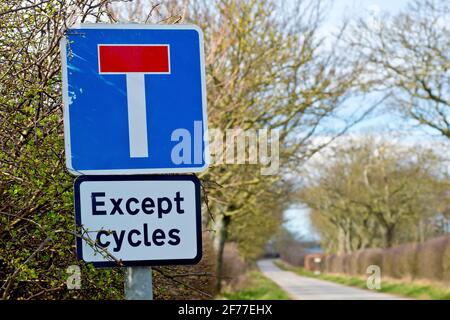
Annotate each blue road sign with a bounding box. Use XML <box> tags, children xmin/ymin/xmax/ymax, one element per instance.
<box><xmin>60</xmin><ymin>24</ymin><xmax>208</xmax><ymax>175</ymax></box>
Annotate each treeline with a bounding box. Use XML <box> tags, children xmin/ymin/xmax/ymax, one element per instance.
<box><xmin>280</xmin><ymin>0</ymin><xmax>450</xmax><ymax>283</ymax></box>
<box><xmin>300</xmin><ymin>137</ymin><xmax>449</xmax><ymax>254</ymax></box>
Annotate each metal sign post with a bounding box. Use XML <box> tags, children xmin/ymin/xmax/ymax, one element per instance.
<box><xmin>125</xmin><ymin>267</ymin><xmax>153</xmax><ymax>300</ymax></box>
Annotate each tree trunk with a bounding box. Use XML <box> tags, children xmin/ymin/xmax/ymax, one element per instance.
<box><xmin>213</xmin><ymin>214</ymin><xmax>231</xmax><ymax>293</ymax></box>
<box><xmin>337</xmin><ymin>227</ymin><xmax>346</xmax><ymax>255</ymax></box>
<box><xmin>345</xmin><ymin>219</ymin><xmax>352</xmax><ymax>253</ymax></box>
<box><xmin>385</xmin><ymin>224</ymin><xmax>396</xmax><ymax>248</ymax></box>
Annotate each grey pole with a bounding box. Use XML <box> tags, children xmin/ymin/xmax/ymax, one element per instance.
<box><xmin>125</xmin><ymin>267</ymin><xmax>153</xmax><ymax>300</ymax></box>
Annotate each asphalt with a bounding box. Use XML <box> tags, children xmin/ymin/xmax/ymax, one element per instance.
<box><xmin>257</xmin><ymin>259</ymin><xmax>407</xmax><ymax>300</ymax></box>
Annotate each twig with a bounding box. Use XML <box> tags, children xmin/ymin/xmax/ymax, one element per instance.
<box><xmin>0</xmin><ymin>0</ymin><xmax>51</xmax><ymax>17</ymax></box>
<box><xmin>153</xmin><ymin>268</ymin><xmax>213</xmax><ymax>298</ymax></box>
<box><xmin>200</xmin><ymin>180</ymin><xmax>215</xmax><ymax>223</ymax></box>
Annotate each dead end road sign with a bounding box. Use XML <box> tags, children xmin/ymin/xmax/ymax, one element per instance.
<box><xmin>60</xmin><ymin>24</ymin><xmax>208</xmax><ymax>175</ymax></box>
<box><xmin>74</xmin><ymin>174</ymin><xmax>202</xmax><ymax>267</ymax></box>
<box><xmin>61</xmin><ymin>24</ymin><xmax>208</xmax><ymax>299</ymax></box>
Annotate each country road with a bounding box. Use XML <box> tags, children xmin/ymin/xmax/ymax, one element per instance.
<box><xmin>257</xmin><ymin>260</ymin><xmax>406</xmax><ymax>300</ymax></box>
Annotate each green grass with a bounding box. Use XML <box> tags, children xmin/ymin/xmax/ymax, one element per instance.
<box><xmin>221</xmin><ymin>270</ymin><xmax>290</xmax><ymax>300</ymax></box>
<box><xmin>275</xmin><ymin>260</ymin><xmax>450</xmax><ymax>300</ymax></box>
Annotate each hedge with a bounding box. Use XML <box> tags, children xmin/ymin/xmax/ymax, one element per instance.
<box><xmin>322</xmin><ymin>235</ymin><xmax>450</xmax><ymax>281</ymax></box>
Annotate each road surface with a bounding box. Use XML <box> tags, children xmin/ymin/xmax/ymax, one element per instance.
<box><xmin>257</xmin><ymin>259</ymin><xmax>406</xmax><ymax>300</ymax></box>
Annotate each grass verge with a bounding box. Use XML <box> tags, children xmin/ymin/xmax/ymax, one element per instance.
<box><xmin>275</xmin><ymin>260</ymin><xmax>450</xmax><ymax>300</ymax></box>
<box><xmin>221</xmin><ymin>269</ymin><xmax>290</xmax><ymax>300</ymax></box>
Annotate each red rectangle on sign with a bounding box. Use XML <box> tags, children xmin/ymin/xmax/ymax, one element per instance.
<box><xmin>99</xmin><ymin>45</ymin><xmax>170</xmax><ymax>73</ymax></box>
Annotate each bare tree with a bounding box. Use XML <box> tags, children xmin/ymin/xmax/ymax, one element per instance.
<box><xmin>347</xmin><ymin>0</ymin><xmax>450</xmax><ymax>138</ymax></box>
<box><xmin>300</xmin><ymin>137</ymin><xmax>449</xmax><ymax>254</ymax></box>
<box><xmin>185</xmin><ymin>0</ymin><xmax>370</xmax><ymax>291</ymax></box>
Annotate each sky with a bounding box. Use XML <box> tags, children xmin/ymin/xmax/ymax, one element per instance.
<box><xmin>323</xmin><ymin>0</ymin><xmax>410</xmax><ymax>25</ymax></box>
<box><xmin>283</xmin><ymin>0</ymin><xmax>426</xmax><ymax>241</ymax></box>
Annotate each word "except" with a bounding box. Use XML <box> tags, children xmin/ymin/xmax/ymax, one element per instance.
<box><xmin>90</xmin><ymin>192</ymin><xmax>185</xmax><ymax>218</ymax></box>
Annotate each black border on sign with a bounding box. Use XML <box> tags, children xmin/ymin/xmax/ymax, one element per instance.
<box><xmin>73</xmin><ymin>174</ymin><xmax>202</xmax><ymax>268</ymax></box>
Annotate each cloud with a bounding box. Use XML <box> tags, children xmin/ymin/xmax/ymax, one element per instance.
<box><xmin>367</xmin><ymin>4</ymin><xmax>381</xmax><ymax>16</ymax></box>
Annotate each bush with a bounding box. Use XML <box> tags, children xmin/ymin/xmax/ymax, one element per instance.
<box><xmin>221</xmin><ymin>242</ymin><xmax>249</xmax><ymax>291</ymax></box>
<box><xmin>415</xmin><ymin>236</ymin><xmax>448</xmax><ymax>281</ymax></box>
<box><xmin>443</xmin><ymin>239</ymin><xmax>450</xmax><ymax>281</ymax></box>
<box><xmin>322</xmin><ymin>236</ymin><xmax>450</xmax><ymax>282</ymax></box>
<box><xmin>393</xmin><ymin>243</ymin><xmax>418</xmax><ymax>280</ymax></box>
<box><xmin>342</xmin><ymin>253</ymin><xmax>352</xmax><ymax>274</ymax></box>
<box><xmin>334</xmin><ymin>255</ymin><xmax>345</xmax><ymax>273</ymax></box>
<box><xmin>382</xmin><ymin>248</ymin><xmax>397</xmax><ymax>278</ymax></box>
<box><xmin>349</xmin><ymin>250</ymin><xmax>362</xmax><ymax>275</ymax></box>
<box><xmin>323</xmin><ymin>255</ymin><xmax>334</xmax><ymax>273</ymax></box>
<box><xmin>357</xmin><ymin>248</ymin><xmax>384</xmax><ymax>276</ymax></box>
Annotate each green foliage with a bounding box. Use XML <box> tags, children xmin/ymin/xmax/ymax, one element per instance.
<box><xmin>0</xmin><ymin>0</ymin><xmax>217</xmax><ymax>300</ymax></box>
<box><xmin>0</xmin><ymin>0</ymin><xmax>129</xmax><ymax>300</ymax></box>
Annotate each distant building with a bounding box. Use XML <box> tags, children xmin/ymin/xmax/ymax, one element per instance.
<box><xmin>304</xmin><ymin>253</ymin><xmax>323</xmax><ymax>273</ymax></box>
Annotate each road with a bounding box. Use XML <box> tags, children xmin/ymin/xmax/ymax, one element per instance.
<box><xmin>257</xmin><ymin>259</ymin><xmax>406</xmax><ymax>300</ymax></box>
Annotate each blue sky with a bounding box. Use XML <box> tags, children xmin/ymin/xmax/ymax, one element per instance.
<box><xmin>283</xmin><ymin>0</ymin><xmax>427</xmax><ymax>240</ymax></box>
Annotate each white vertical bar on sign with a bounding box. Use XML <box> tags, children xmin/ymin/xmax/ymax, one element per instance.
<box><xmin>126</xmin><ymin>73</ymin><xmax>148</xmax><ymax>158</ymax></box>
